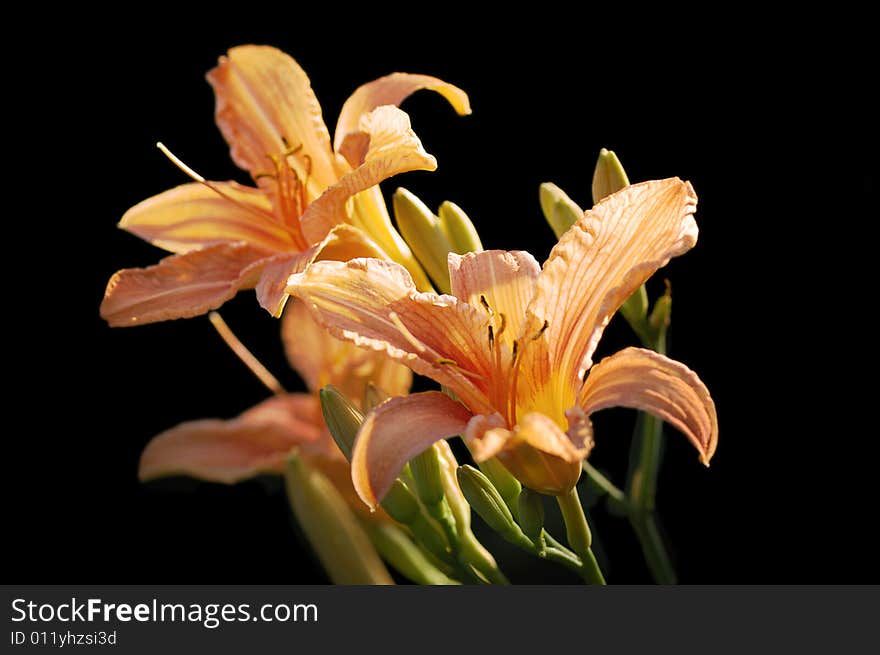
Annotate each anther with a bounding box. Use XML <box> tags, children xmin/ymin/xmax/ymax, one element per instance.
<box><xmin>531</xmin><ymin>320</ymin><xmax>549</xmax><ymax>341</ymax></box>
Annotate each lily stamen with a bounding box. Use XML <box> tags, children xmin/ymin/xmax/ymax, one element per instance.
<box><xmin>388</xmin><ymin>311</ymin><xmax>427</xmax><ymax>354</ymax></box>
<box><xmin>208</xmin><ymin>311</ymin><xmax>285</xmax><ymax>395</ymax></box>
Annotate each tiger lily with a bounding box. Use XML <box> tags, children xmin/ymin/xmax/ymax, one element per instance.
<box><xmin>100</xmin><ymin>45</ymin><xmax>470</xmax><ymax>326</ymax></box>
<box><xmin>288</xmin><ymin>178</ymin><xmax>718</xmax><ymax>506</ymax></box>
<box><xmin>137</xmin><ymin>300</ymin><xmax>411</xmax><ymax>514</ymax></box>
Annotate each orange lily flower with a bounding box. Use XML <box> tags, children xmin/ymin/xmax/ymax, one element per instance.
<box><xmin>137</xmin><ymin>300</ymin><xmax>411</xmax><ymax>514</ymax></box>
<box><xmin>100</xmin><ymin>45</ymin><xmax>470</xmax><ymax>326</ymax></box>
<box><xmin>288</xmin><ymin>178</ymin><xmax>718</xmax><ymax>506</ymax></box>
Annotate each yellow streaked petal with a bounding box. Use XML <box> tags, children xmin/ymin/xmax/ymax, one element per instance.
<box><xmin>300</xmin><ymin>106</ymin><xmax>437</xmax><ymax>243</ymax></box>
<box><xmin>579</xmin><ymin>347</ymin><xmax>718</xmax><ymax>465</ymax></box>
<box><xmin>523</xmin><ymin>178</ymin><xmax>698</xmax><ymax>396</ymax></box>
<box><xmin>119</xmin><ymin>181</ymin><xmax>291</xmax><ymax>253</ymax></box>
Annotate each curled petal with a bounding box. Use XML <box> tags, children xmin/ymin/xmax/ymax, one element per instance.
<box><xmin>300</xmin><ymin>106</ymin><xmax>437</xmax><ymax>243</ymax></box>
<box><xmin>523</xmin><ymin>178</ymin><xmax>698</xmax><ymax>395</ymax></box>
<box><xmin>287</xmin><ymin>257</ymin><xmax>495</xmax><ymax>415</ymax></box>
<box><xmin>352</xmin><ymin>392</ymin><xmax>473</xmax><ymax>507</ymax></box>
<box><xmin>100</xmin><ymin>243</ymin><xmax>270</xmax><ymax>327</ymax></box>
<box><xmin>449</xmin><ymin>250</ymin><xmax>540</xmax><ymax>350</ymax></box>
<box><xmin>334</xmin><ymin>72</ymin><xmax>471</xmax><ymax>152</ymax></box>
<box><xmin>139</xmin><ymin>394</ymin><xmax>322</xmax><ymax>483</ymax></box>
<box><xmin>463</xmin><ymin>412</ymin><xmax>508</xmax><ymax>461</ymax></box>
<box><xmin>255</xmin><ymin>224</ymin><xmax>387</xmax><ymax>317</ymax></box>
<box><xmin>206</xmin><ymin>45</ymin><xmax>337</xmax><ymax>192</ymax></box>
<box><xmin>282</xmin><ymin>299</ymin><xmax>412</xmax><ymax>401</ymax></box>
<box><xmin>579</xmin><ymin>347</ymin><xmax>718</xmax><ymax>465</ymax></box>
<box><xmin>119</xmin><ymin>181</ymin><xmax>290</xmax><ymax>254</ymax></box>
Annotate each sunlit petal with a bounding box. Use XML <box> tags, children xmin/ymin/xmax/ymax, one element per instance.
<box><xmin>287</xmin><ymin>258</ymin><xmax>495</xmax><ymax>414</ymax></box>
<box><xmin>334</xmin><ymin>72</ymin><xmax>471</xmax><ymax>152</ymax></box>
<box><xmin>300</xmin><ymin>106</ymin><xmax>437</xmax><ymax>243</ymax></box>
<box><xmin>523</xmin><ymin>178</ymin><xmax>698</xmax><ymax>392</ymax></box>
<box><xmin>139</xmin><ymin>394</ymin><xmax>322</xmax><ymax>483</ymax></box>
<box><xmin>579</xmin><ymin>347</ymin><xmax>718</xmax><ymax>465</ymax></box>
<box><xmin>206</xmin><ymin>45</ymin><xmax>337</xmax><ymax>192</ymax></box>
<box><xmin>119</xmin><ymin>181</ymin><xmax>291</xmax><ymax>253</ymax></box>
<box><xmin>100</xmin><ymin>243</ymin><xmax>270</xmax><ymax>326</ymax></box>
<box><xmin>351</xmin><ymin>392</ymin><xmax>473</xmax><ymax>507</ymax></box>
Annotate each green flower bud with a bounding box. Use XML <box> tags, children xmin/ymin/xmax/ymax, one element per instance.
<box><xmin>478</xmin><ymin>457</ymin><xmax>522</xmax><ymax>514</ymax></box>
<box><xmin>539</xmin><ymin>182</ymin><xmax>584</xmax><ymax>239</ymax></box>
<box><xmin>319</xmin><ymin>385</ymin><xmax>363</xmax><ymax>461</ymax></box>
<box><xmin>284</xmin><ymin>453</ymin><xmax>393</xmax><ymax>585</ymax></box>
<box><xmin>367</xmin><ymin>523</ymin><xmax>461</xmax><ymax>585</ymax></box>
<box><xmin>438</xmin><ymin>201</ymin><xmax>483</xmax><ymax>254</ymax></box>
<box><xmin>393</xmin><ymin>187</ymin><xmax>454</xmax><ymax>293</ymax></box>
<box><xmin>591</xmin><ymin>147</ymin><xmax>630</xmax><ymax>203</ymax></box>
<box><xmin>410</xmin><ymin>444</ymin><xmax>446</xmax><ymax>508</ymax></box>
<box><xmin>457</xmin><ymin>465</ymin><xmax>531</xmax><ymax>548</ymax></box>
<box><xmin>517</xmin><ymin>488</ymin><xmax>546</xmax><ymax>550</ymax></box>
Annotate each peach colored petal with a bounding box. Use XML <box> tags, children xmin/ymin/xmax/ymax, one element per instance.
<box><xmin>206</xmin><ymin>45</ymin><xmax>337</xmax><ymax>193</ymax></box>
<box><xmin>578</xmin><ymin>347</ymin><xmax>718</xmax><ymax>465</ymax></box>
<box><xmin>463</xmin><ymin>412</ymin><xmax>509</xmax><ymax>461</ymax></box>
<box><xmin>351</xmin><ymin>392</ymin><xmax>473</xmax><ymax>507</ymax></box>
<box><xmin>449</xmin><ymin>250</ymin><xmax>540</xmax><ymax>350</ymax></box>
<box><xmin>495</xmin><ymin>412</ymin><xmax>588</xmax><ymax>495</ymax></box>
<box><xmin>119</xmin><ymin>181</ymin><xmax>291</xmax><ymax>254</ymax></box>
<box><xmin>100</xmin><ymin>243</ymin><xmax>270</xmax><ymax>327</ymax></box>
<box><xmin>334</xmin><ymin>72</ymin><xmax>471</xmax><ymax>152</ymax></box>
<box><xmin>287</xmin><ymin>257</ymin><xmax>495</xmax><ymax>415</ymax></box>
<box><xmin>522</xmin><ymin>178</ymin><xmax>698</xmax><ymax>395</ymax></box>
<box><xmin>254</xmin><ymin>223</ymin><xmax>388</xmax><ymax>317</ymax></box>
<box><xmin>300</xmin><ymin>106</ymin><xmax>437</xmax><ymax>243</ymax></box>
<box><xmin>139</xmin><ymin>393</ymin><xmax>322</xmax><ymax>483</ymax></box>
<box><xmin>282</xmin><ymin>300</ymin><xmax>412</xmax><ymax>402</ymax></box>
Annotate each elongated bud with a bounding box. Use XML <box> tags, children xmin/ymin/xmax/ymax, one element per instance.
<box><xmin>591</xmin><ymin>147</ymin><xmax>630</xmax><ymax>203</ymax></box>
<box><xmin>478</xmin><ymin>457</ymin><xmax>522</xmax><ymax>514</ymax></box>
<box><xmin>649</xmin><ymin>284</ymin><xmax>672</xmax><ymax>332</ymax></box>
<box><xmin>619</xmin><ymin>285</ymin><xmax>649</xmax><ymax>327</ymax></box>
<box><xmin>363</xmin><ymin>382</ymin><xmax>390</xmax><ymax>413</ymax></box>
<box><xmin>320</xmin><ymin>385</ymin><xmax>363</xmax><ymax>460</ymax></box>
<box><xmin>410</xmin><ymin>444</ymin><xmax>446</xmax><ymax>507</ymax></box>
<box><xmin>284</xmin><ymin>453</ymin><xmax>393</xmax><ymax>584</ymax></box>
<box><xmin>438</xmin><ymin>201</ymin><xmax>483</xmax><ymax>254</ymax></box>
<box><xmin>457</xmin><ymin>465</ymin><xmax>531</xmax><ymax>547</ymax></box>
<box><xmin>436</xmin><ymin>440</ymin><xmax>470</xmax><ymax>532</ymax></box>
<box><xmin>366</xmin><ymin>523</ymin><xmax>461</xmax><ymax>585</ymax></box>
<box><xmin>393</xmin><ymin>187</ymin><xmax>454</xmax><ymax>293</ymax></box>
<box><xmin>517</xmin><ymin>488</ymin><xmax>546</xmax><ymax>550</ymax></box>
<box><xmin>539</xmin><ymin>182</ymin><xmax>584</xmax><ymax>239</ymax></box>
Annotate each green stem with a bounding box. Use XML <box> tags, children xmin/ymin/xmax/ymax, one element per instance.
<box><xmin>625</xmin><ymin>323</ymin><xmax>678</xmax><ymax>584</ymax></box>
<box><xmin>556</xmin><ymin>488</ymin><xmax>606</xmax><ymax>585</ymax></box>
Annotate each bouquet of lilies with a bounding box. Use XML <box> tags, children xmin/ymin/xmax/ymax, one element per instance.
<box><xmin>102</xmin><ymin>46</ymin><xmax>717</xmax><ymax>584</ymax></box>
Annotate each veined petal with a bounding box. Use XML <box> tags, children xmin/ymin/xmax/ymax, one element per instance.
<box><xmin>524</xmin><ymin>178</ymin><xmax>698</xmax><ymax>392</ymax></box>
<box><xmin>352</xmin><ymin>392</ymin><xmax>473</xmax><ymax>507</ymax></box>
<box><xmin>300</xmin><ymin>106</ymin><xmax>437</xmax><ymax>243</ymax></box>
<box><xmin>282</xmin><ymin>300</ymin><xmax>412</xmax><ymax>402</ymax></box>
<box><xmin>119</xmin><ymin>181</ymin><xmax>291</xmax><ymax>254</ymax></box>
<box><xmin>578</xmin><ymin>347</ymin><xmax>718</xmax><ymax>465</ymax></box>
<box><xmin>100</xmin><ymin>243</ymin><xmax>270</xmax><ymax>327</ymax></box>
<box><xmin>449</xmin><ymin>250</ymin><xmax>540</xmax><ymax>350</ymax></box>
<box><xmin>255</xmin><ymin>223</ymin><xmax>387</xmax><ymax>317</ymax></box>
<box><xmin>334</xmin><ymin>72</ymin><xmax>471</xmax><ymax>152</ymax></box>
<box><xmin>287</xmin><ymin>258</ymin><xmax>495</xmax><ymax>415</ymax></box>
<box><xmin>139</xmin><ymin>393</ymin><xmax>322</xmax><ymax>483</ymax></box>
<box><xmin>206</xmin><ymin>45</ymin><xmax>337</xmax><ymax>193</ymax></box>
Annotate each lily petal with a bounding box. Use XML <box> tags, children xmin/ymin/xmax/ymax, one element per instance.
<box><xmin>578</xmin><ymin>347</ymin><xmax>718</xmax><ymax>465</ymax></box>
<box><xmin>255</xmin><ymin>223</ymin><xmax>388</xmax><ymax>317</ymax></box>
<box><xmin>139</xmin><ymin>393</ymin><xmax>322</xmax><ymax>483</ymax></box>
<box><xmin>100</xmin><ymin>243</ymin><xmax>270</xmax><ymax>326</ymax></box>
<box><xmin>206</xmin><ymin>45</ymin><xmax>337</xmax><ymax>192</ymax></box>
<box><xmin>449</xmin><ymin>250</ymin><xmax>540</xmax><ymax>350</ymax></box>
<box><xmin>334</xmin><ymin>72</ymin><xmax>471</xmax><ymax>152</ymax></box>
<box><xmin>282</xmin><ymin>300</ymin><xmax>412</xmax><ymax>402</ymax></box>
<box><xmin>524</xmin><ymin>178</ymin><xmax>698</xmax><ymax>391</ymax></box>
<box><xmin>119</xmin><ymin>181</ymin><xmax>291</xmax><ymax>254</ymax></box>
<box><xmin>300</xmin><ymin>106</ymin><xmax>437</xmax><ymax>243</ymax></box>
<box><xmin>352</xmin><ymin>392</ymin><xmax>473</xmax><ymax>507</ymax></box>
<box><xmin>287</xmin><ymin>257</ymin><xmax>495</xmax><ymax>415</ymax></box>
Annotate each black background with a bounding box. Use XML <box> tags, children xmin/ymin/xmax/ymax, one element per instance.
<box><xmin>12</xmin><ymin>11</ymin><xmax>875</xmax><ymax>583</ymax></box>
